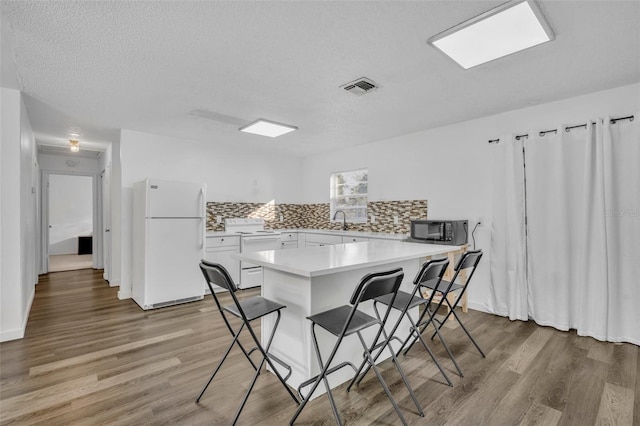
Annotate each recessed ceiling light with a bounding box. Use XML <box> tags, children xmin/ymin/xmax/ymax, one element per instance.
<box><xmin>239</xmin><ymin>119</ymin><xmax>298</xmax><ymax>138</ymax></box>
<box><xmin>428</xmin><ymin>0</ymin><xmax>554</xmax><ymax>69</ymax></box>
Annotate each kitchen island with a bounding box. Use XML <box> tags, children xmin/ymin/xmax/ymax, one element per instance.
<box><xmin>234</xmin><ymin>240</ymin><xmax>461</xmax><ymax>398</ymax></box>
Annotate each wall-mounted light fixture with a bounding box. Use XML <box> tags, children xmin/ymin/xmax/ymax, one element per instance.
<box><xmin>69</xmin><ymin>139</ymin><xmax>80</xmax><ymax>152</ymax></box>
<box><xmin>239</xmin><ymin>119</ymin><xmax>297</xmax><ymax>138</ymax></box>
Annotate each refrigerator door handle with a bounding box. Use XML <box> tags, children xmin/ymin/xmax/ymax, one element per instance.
<box><xmin>199</xmin><ymin>187</ymin><xmax>205</xmax><ymax>217</ymax></box>
<box><xmin>199</xmin><ymin>187</ymin><xmax>205</xmax><ymax>250</ymax></box>
<box><xmin>200</xmin><ymin>218</ymin><xmax>204</xmax><ymax>250</ymax></box>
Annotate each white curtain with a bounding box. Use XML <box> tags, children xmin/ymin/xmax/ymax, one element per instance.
<box><xmin>601</xmin><ymin>115</ymin><xmax>640</xmax><ymax>343</ymax></box>
<box><xmin>488</xmin><ymin>136</ymin><xmax>528</xmax><ymax>321</ymax></box>
<box><xmin>525</xmin><ymin>123</ymin><xmax>609</xmax><ymax>336</ymax></box>
<box><xmin>489</xmin><ymin>112</ymin><xmax>639</xmax><ymax>345</ymax></box>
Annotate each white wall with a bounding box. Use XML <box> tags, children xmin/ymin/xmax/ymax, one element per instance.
<box><xmin>1</xmin><ymin>88</ymin><xmax>39</xmax><ymax>342</ymax></box>
<box><xmin>39</xmin><ymin>153</ymin><xmax>100</xmax><ymax>174</ymax></box>
<box><xmin>117</xmin><ymin>129</ymin><xmax>303</xmax><ymax>298</ymax></box>
<box><xmin>301</xmin><ymin>82</ymin><xmax>640</xmax><ymax>312</ymax></box>
<box><xmin>48</xmin><ymin>174</ymin><xmax>93</xmax><ymax>255</ymax></box>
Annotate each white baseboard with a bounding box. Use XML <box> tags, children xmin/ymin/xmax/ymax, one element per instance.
<box><xmin>0</xmin><ymin>286</ymin><xmax>35</xmax><ymax>342</ymax></box>
<box><xmin>0</xmin><ymin>327</ymin><xmax>25</xmax><ymax>342</ymax></box>
<box><xmin>466</xmin><ymin>299</ymin><xmax>492</xmax><ymax>314</ymax></box>
<box><xmin>118</xmin><ymin>286</ymin><xmax>131</xmax><ymax>299</ymax></box>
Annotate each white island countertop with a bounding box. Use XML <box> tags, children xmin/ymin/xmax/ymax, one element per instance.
<box><xmin>233</xmin><ymin>240</ymin><xmax>460</xmax><ymax>278</ymax></box>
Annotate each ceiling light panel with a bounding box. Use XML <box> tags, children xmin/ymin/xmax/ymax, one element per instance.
<box><xmin>428</xmin><ymin>0</ymin><xmax>555</xmax><ymax>69</ymax></box>
<box><xmin>239</xmin><ymin>119</ymin><xmax>298</xmax><ymax>138</ymax></box>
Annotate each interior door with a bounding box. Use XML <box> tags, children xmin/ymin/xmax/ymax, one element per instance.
<box><xmin>101</xmin><ymin>169</ymin><xmax>111</xmax><ymax>282</ymax></box>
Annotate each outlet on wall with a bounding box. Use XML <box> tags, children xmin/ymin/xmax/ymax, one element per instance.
<box><xmin>216</xmin><ymin>215</ymin><xmax>222</xmax><ymax>224</ymax></box>
<box><xmin>370</xmin><ymin>214</ymin><xmax>376</xmax><ymax>223</ymax></box>
<box><xmin>279</xmin><ymin>214</ymin><xmax>284</xmax><ymax>222</ymax></box>
<box><xmin>477</xmin><ymin>217</ymin><xmax>484</xmax><ymax>226</ymax></box>
<box><xmin>393</xmin><ymin>215</ymin><xmax>399</xmax><ymax>225</ymax></box>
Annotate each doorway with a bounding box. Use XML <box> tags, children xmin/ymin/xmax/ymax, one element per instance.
<box><xmin>47</xmin><ymin>174</ymin><xmax>94</xmax><ymax>272</ymax></box>
<box><xmin>41</xmin><ymin>170</ymin><xmax>103</xmax><ymax>274</ymax></box>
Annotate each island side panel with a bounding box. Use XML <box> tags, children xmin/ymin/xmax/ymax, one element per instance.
<box><xmin>261</xmin><ymin>268</ymin><xmax>314</xmax><ymax>390</ymax></box>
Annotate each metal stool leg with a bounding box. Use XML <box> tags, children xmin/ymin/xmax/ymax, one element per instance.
<box><xmin>347</xmin><ymin>301</ymin><xmax>389</xmax><ymax>389</ymax></box>
<box><xmin>400</xmin><ymin>300</ymin><xmax>435</xmax><ymax>356</ymax></box>
<box><xmin>214</xmin><ymin>296</ymin><xmax>260</xmax><ymax>372</ymax></box>
<box><xmin>428</xmin><ymin>310</ymin><xmax>464</xmax><ymax>376</ymax></box>
<box><xmin>231</xmin><ymin>311</ymin><xmax>299</xmax><ymax>424</ymax></box>
<box><xmin>351</xmin><ymin>300</ymin><xmax>451</xmax><ymax>389</ymax></box>
<box><xmin>290</xmin><ymin>324</ymin><xmax>346</xmax><ymax>426</ymax></box>
<box><xmin>377</xmin><ymin>323</ymin><xmax>425</xmax><ymax>416</ymax></box>
<box><xmin>248</xmin><ymin>311</ymin><xmax>300</xmax><ymax>404</ymax></box>
<box><xmin>356</xmin><ymin>332</ymin><xmax>408</xmax><ymax>426</ymax></box>
<box><xmin>431</xmin><ymin>294</ymin><xmax>486</xmax><ymax>358</ymax></box>
<box><xmin>196</xmin><ymin>322</ymin><xmax>247</xmax><ymax>403</ymax></box>
<box><xmin>232</xmin><ymin>354</ymin><xmax>267</xmax><ymax>424</ymax></box>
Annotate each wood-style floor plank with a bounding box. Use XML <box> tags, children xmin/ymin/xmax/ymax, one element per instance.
<box><xmin>595</xmin><ymin>382</ymin><xmax>634</xmax><ymax>425</ymax></box>
<box><xmin>0</xmin><ymin>269</ymin><xmax>638</xmax><ymax>425</ymax></box>
<box><xmin>519</xmin><ymin>401</ymin><xmax>562</xmax><ymax>426</ymax></box>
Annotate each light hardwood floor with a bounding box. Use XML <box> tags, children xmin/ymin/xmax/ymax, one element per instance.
<box><xmin>48</xmin><ymin>254</ymin><xmax>93</xmax><ymax>272</ymax></box>
<box><xmin>1</xmin><ymin>269</ymin><xmax>638</xmax><ymax>425</ymax></box>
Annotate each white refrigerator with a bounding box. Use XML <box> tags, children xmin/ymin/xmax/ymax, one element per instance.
<box><xmin>132</xmin><ymin>179</ymin><xmax>206</xmax><ymax>310</ymax></box>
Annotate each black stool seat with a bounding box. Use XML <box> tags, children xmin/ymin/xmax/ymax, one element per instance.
<box><xmin>422</xmin><ymin>278</ymin><xmax>463</xmax><ymax>294</ymax></box>
<box><xmin>375</xmin><ymin>291</ymin><xmax>427</xmax><ymax>312</ymax></box>
<box><xmin>224</xmin><ymin>296</ymin><xmax>286</xmax><ymax>321</ymax></box>
<box><xmin>308</xmin><ymin>305</ymin><xmax>378</xmax><ymax>337</ymax></box>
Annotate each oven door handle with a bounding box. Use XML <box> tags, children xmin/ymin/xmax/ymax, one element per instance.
<box><xmin>243</xmin><ymin>236</ymin><xmax>281</xmax><ymax>242</ymax></box>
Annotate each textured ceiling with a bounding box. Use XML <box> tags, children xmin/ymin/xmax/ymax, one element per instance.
<box><xmin>2</xmin><ymin>1</ymin><xmax>639</xmax><ymax>157</ymax></box>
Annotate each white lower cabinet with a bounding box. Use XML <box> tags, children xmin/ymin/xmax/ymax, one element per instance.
<box><xmin>240</xmin><ymin>267</ymin><xmax>263</xmax><ymax>288</ymax></box>
<box><xmin>204</xmin><ymin>236</ymin><xmax>240</xmax><ymax>291</ymax></box>
<box><xmin>342</xmin><ymin>236</ymin><xmax>369</xmax><ymax>243</ymax></box>
<box><xmin>304</xmin><ymin>233</ymin><xmax>343</xmax><ymax>247</ymax></box>
<box><xmin>280</xmin><ymin>232</ymin><xmax>298</xmax><ymax>249</ymax></box>
<box><xmin>281</xmin><ymin>241</ymin><xmax>298</xmax><ymax>249</ymax></box>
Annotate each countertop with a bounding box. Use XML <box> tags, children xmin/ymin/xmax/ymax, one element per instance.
<box><xmin>206</xmin><ymin>228</ymin><xmax>408</xmax><ymax>240</ymax></box>
<box><xmin>233</xmin><ymin>240</ymin><xmax>461</xmax><ymax>278</ymax></box>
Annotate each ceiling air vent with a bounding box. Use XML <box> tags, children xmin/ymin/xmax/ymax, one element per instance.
<box><xmin>340</xmin><ymin>77</ymin><xmax>379</xmax><ymax>96</ymax></box>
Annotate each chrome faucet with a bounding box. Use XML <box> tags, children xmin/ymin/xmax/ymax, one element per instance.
<box><xmin>332</xmin><ymin>210</ymin><xmax>347</xmax><ymax>231</ymax></box>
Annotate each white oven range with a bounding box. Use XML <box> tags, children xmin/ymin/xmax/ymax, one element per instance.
<box><xmin>224</xmin><ymin>218</ymin><xmax>281</xmax><ymax>289</ymax></box>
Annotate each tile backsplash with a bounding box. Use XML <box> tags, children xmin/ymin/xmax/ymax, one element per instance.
<box><xmin>206</xmin><ymin>200</ymin><xmax>427</xmax><ymax>234</ymax></box>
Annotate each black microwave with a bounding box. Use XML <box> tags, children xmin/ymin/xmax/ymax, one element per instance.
<box><xmin>410</xmin><ymin>220</ymin><xmax>468</xmax><ymax>245</ymax></box>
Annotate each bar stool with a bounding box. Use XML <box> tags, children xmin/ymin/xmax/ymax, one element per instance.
<box><xmin>349</xmin><ymin>258</ymin><xmax>462</xmax><ymax>389</ymax></box>
<box><xmin>290</xmin><ymin>268</ymin><xmax>423</xmax><ymax>426</ymax></box>
<box><xmin>196</xmin><ymin>260</ymin><xmax>299</xmax><ymax>425</ymax></box>
<box><xmin>426</xmin><ymin>250</ymin><xmax>485</xmax><ymax>357</ymax></box>
<box><xmin>405</xmin><ymin>250</ymin><xmax>485</xmax><ymax>361</ymax></box>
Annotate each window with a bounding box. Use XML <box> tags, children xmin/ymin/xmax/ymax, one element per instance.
<box><xmin>330</xmin><ymin>169</ymin><xmax>368</xmax><ymax>223</ymax></box>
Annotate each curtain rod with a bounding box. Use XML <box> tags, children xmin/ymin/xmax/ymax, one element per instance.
<box><xmin>487</xmin><ymin>114</ymin><xmax>634</xmax><ymax>144</ymax></box>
